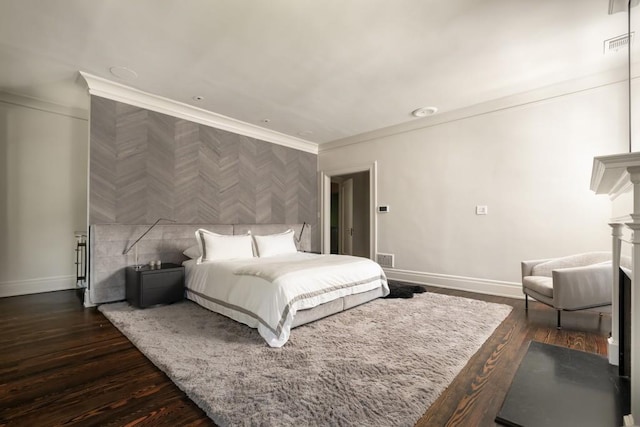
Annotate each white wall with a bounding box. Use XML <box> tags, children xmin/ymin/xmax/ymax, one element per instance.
<box><xmin>0</xmin><ymin>94</ymin><xmax>88</xmax><ymax>297</ymax></box>
<box><xmin>319</xmin><ymin>81</ymin><xmax>628</xmax><ymax>297</ymax></box>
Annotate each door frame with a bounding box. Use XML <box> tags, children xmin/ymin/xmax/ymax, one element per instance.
<box><xmin>339</xmin><ymin>177</ymin><xmax>354</xmax><ymax>255</ymax></box>
<box><xmin>320</xmin><ymin>161</ymin><xmax>377</xmax><ymax>259</ymax></box>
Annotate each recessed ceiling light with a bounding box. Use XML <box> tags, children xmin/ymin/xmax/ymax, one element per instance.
<box><xmin>192</xmin><ymin>95</ymin><xmax>204</xmax><ymax>101</ymax></box>
<box><xmin>411</xmin><ymin>107</ymin><xmax>438</xmax><ymax>118</ymax></box>
<box><xmin>109</xmin><ymin>66</ymin><xmax>138</xmax><ymax>81</ymax></box>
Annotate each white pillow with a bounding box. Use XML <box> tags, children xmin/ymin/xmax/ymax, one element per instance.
<box><xmin>253</xmin><ymin>229</ymin><xmax>298</xmax><ymax>258</ymax></box>
<box><xmin>195</xmin><ymin>229</ymin><xmax>254</xmax><ymax>262</ymax></box>
<box><xmin>182</xmin><ymin>244</ymin><xmax>201</xmax><ymax>259</ymax></box>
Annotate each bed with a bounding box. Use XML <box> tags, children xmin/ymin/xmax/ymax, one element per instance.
<box><xmin>184</xmin><ymin>229</ymin><xmax>389</xmax><ymax>347</ymax></box>
<box><xmin>88</xmin><ymin>222</ymin><xmax>388</xmax><ymax>346</ymax></box>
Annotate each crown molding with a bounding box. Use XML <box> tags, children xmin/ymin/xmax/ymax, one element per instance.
<box><xmin>320</xmin><ymin>67</ymin><xmax>629</xmax><ymax>153</ymax></box>
<box><xmin>0</xmin><ymin>90</ymin><xmax>89</xmax><ymax>120</ymax></box>
<box><xmin>78</xmin><ymin>72</ymin><xmax>318</xmax><ymax>155</ymax></box>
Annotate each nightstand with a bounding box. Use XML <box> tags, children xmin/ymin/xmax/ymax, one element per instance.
<box><xmin>125</xmin><ymin>263</ymin><xmax>184</xmax><ymax>308</ymax></box>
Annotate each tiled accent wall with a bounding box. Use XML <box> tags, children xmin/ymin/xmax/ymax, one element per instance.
<box><xmin>89</xmin><ymin>96</ymin><xmax>318</xmax><ymax>249</ymax></box>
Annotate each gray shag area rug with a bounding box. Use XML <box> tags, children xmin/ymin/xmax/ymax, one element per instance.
<box><xmin>99</xmin><ymin>292</ymin><xmax>512</xmax><ymax>427</ymax></box>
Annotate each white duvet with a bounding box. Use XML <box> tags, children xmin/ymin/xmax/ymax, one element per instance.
<box><xmin>184</xmin><ymin>252</ymin><xmax>388</xmax><ymax>347</ymax></box>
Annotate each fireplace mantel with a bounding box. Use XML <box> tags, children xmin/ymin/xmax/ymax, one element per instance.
<box><xmin>591</xmin><ymin>152</ymin><xmax>640</xmax><ymax>197</ymax></box>
<box><xmin>591</xmin><ymin>151</ymin><xmax>640</xmax><ymax>423</ymax></box>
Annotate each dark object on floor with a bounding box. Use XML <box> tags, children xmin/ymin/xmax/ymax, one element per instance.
<box><xmin>495</xmin><ymin>341</ymin><xmax>630</xmax><ymax>427</ymax></box>
<box><xmin>385</xmin><ymin>281</ymin><xmax>427</xmax><ymax>299</ymax></box>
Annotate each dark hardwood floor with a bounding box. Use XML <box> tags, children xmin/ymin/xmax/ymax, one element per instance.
<box><xmin>0</xmin><ymin>287</ymin><xmax>609</xmax><ymax>426</ymax></box>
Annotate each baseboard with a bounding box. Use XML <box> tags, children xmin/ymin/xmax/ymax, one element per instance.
<box><xmin>385</xmin><ymin>268</ymin><xmax>523</xmax><ymax>299</ymax></box>
<box><xmin>0</xmin><ymin>270</ymin><xmax>521</xmax><ymax>300</ymax></box>
<box><xmin>0</xmin><ymin>275</ymin><xmax>77</xmax><ymax>297</ymax></box>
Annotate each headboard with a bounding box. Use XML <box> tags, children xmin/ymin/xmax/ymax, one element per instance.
<box><xmin>88</xmin><ymin>223</ymin><xmax>311</xmax><ymax>304</ymax></box>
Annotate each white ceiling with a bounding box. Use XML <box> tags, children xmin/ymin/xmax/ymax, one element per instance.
<box><xmin>0</xmin><ymin>0</ymin><xmax>629</xmax><ymax>144</ymax></box>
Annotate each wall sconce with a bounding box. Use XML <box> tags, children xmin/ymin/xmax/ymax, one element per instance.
<box><xmin>122</xmin><ymin>218</ymin><xmax>176</xmax><ymax>269</ymax></box>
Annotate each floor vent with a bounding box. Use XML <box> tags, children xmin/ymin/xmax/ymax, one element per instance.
<box><xmin>377</xmin><ymin>253</ymin><xmax>394</xmax><ymax>268</ymax></box>
<box><xmin>604</xmin><ymin>32</ymin><xmax>634</xmax><ymax>54</ymax></box>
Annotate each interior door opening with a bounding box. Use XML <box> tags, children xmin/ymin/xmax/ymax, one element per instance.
<box><xmin>330</xmin><ymin>171</ymin><xmax>370</xmax><ymax>257</ymax></box>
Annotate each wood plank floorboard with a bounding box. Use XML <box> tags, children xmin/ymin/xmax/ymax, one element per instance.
<box><xmin>0</xmin><ymin>287</ymin><xmax>609</xmax><ymax>426</ymax></box>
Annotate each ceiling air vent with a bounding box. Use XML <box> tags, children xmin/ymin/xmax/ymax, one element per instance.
<box><xmin>604</xmin><ymin>33</ymin><xmax>634</xmax><ymax>54</ymax></box>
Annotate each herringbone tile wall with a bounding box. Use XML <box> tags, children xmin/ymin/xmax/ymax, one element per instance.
<box><xmin>89</xmin><ymin>96</ymin><xmax>318</xmax><ymax>250</ymax></box>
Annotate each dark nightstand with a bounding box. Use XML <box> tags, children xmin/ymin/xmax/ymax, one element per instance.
<box><xmin>125</xmin><ymin>263</ymin><xmax>185</xmax><ymax>308</ymax></box>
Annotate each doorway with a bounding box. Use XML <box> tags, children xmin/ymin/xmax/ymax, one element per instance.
<box><xmin>330</xmin><ymin>172</ymin><xmax>369</xmax><ymax>256</ymax></box>
<box><xmin>321</xmin><ymin>162</ymin><xmax>377</xmax><ymax>259</ymax></box>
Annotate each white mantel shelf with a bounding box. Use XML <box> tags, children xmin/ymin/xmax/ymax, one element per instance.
<box><xmin>591</xmin><ymin>152</ymin><xmax>640</xmax><ymax>198</ymax></box>
<box><xmin>591</xmin><ymin>151</ymin><xmax>640</xmax><ymax>422</ymax></box>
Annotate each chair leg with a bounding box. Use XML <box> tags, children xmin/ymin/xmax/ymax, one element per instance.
<box><xmin>556</xmin><ymin>310</ymin><xmax>562</xmax><ymax>329</ymax></box>
<box><xmin>525</xmin><ymin>294</ymin><xmax>528</xmax><ymax>311</ymax></box>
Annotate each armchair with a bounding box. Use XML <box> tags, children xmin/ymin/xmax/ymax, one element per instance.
<box><xmin>521</xmin><ymin>252</ymin><xmax>614</xmax><ymax>329</ymax></box>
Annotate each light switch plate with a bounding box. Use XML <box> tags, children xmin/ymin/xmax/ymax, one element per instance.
<box><xmin>476</xmin><ymin>205</ymin><xmax>488</xmax><ymax>215</ymax></box>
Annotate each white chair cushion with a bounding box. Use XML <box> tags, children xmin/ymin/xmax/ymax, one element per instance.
<box><xmin>523</xmin><ymin>276</ymin><xmax>554</xmax><ymax>298</ymax></box>
<box><xmin>531</xmin><ymin>252</ymin><xmax>611</xmax><ymax>277</ymax></box>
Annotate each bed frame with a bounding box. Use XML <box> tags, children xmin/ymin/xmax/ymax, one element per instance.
<box><xmin>290</xmin><ymin>287</ymin><xmax>384</xmax><ymax>328</ymax></box>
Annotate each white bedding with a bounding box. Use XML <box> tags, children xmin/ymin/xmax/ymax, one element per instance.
<box><xmin>184</xmin><ymin>252</ymin><xmax>388</xmax><ymax>347</ymax></box>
